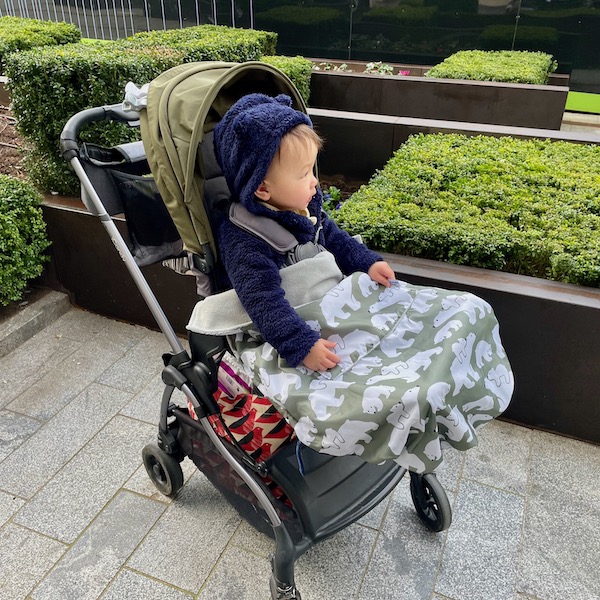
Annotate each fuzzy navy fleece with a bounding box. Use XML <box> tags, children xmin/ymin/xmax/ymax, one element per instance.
<box><xmin>214</xmin><ymin>93</ymin><xmax>382</xmax><ymax>367</ymax></box>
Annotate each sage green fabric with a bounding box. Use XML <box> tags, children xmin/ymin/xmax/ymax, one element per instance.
<box><xmin>228</xmin><ymin>273</ymin><xmax>514</xmax><ymax>473</ymax></box>
<box><xmin>139</xmin><ymin>61</ymin><xmax>307</xmax><ymax>257</ymax></box>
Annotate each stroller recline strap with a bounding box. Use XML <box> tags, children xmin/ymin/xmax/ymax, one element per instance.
<box><xmin>229</xmin><ymin>203</ymin><xmax>298</xmax><ymax>254</ymax></box>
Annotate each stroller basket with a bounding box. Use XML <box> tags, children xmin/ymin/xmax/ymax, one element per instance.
<box><xmin>60</xmin><ymin>62</ymin><xmax>452</xmax><ymax>600</ymax></box>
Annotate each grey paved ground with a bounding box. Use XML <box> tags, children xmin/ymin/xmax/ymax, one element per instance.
<box><xmin>1</xmin><ymin>293</ymin><xmax>599</xmax><ymax>600</ymax></box>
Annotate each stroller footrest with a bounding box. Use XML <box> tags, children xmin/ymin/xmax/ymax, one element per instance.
<box><xmin>269</xmin><ymin>444</ymin><xmax>405</xmax><ymax>543</ymax></box>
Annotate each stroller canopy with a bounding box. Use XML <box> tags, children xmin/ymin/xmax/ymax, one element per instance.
<box><xmin>139</xmin><ymin>61</ymin><xmax>307</xmax><ymax>264</ymax></box>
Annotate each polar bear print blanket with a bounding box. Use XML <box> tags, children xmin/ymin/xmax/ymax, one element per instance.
<box><xmin>225</xmin><ymin>273</ymin><xmax>513</xmax><ymax>473</ymax></box>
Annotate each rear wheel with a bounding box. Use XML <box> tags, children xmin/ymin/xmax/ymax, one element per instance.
<box><xmin>142</xmin><ymin>442</ymin><xmax>184</xmax><ymax>497</ymax></box>
<box><xmin>409</xmin><ymin>472</ymin><xmax>452</xmax><ymax>532</ymax></box>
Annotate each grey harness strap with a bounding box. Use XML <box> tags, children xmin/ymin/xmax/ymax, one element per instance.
<box><xmin>228</xmin><ymin>203</ymin><xmax>325</xmax><ymax>266</ymax></box>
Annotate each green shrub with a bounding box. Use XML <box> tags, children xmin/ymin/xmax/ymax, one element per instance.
<box><xmin>5</xmin><ymin>25</ymin><xmax>278</xmax><ymax>194</ymax></box>
<box><xmin>362</xmin><ymin>5</ymin><xmax>438</xmax><ymax>25</ymax></box>
<box><xmin>334</xmin><ymin>133</ymin><xmax>600</xmax><ymax>287</ymax></box>
<box><xmin>5</xmin><ymin>42</ymin><xmax>186</xmax><ymax>194</ymax></box>
<box><xmin>480</xmin><ymin>25</ymin><xmax>559</xmax><ymax>52</ymax></box>
<box><xmin>260</xmin><ymin>55</ymin><xmax>313</xmax><ymax>104</ymax></box>
<box><xmin>425</xmin><ymin>50</ymin><xmax>557</xmax><ymax>84</ymax></box>
<box><xmin>122</xmin><ymin>25</ymin><xmax>277</xmax><ymax>61</ymax></box>
<box><xmin>0</xmin><ymin>16</ymin><xmax>80</xmax><ymax>73</ymax></box>
<box><xmin>256</xmin><ymin>6</ymin><xmax>343</xmax><ymax>28</ymax></box>
<box><xmin>0</xmin><ymin>175</ymin><xmax>50</xmax><ymax>305</ymax></box>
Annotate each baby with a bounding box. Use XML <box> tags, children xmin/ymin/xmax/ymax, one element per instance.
<box><xmin>213</xmin><ymin>93</ymin><xmax>395</xmax><ymax>371</ymax></box>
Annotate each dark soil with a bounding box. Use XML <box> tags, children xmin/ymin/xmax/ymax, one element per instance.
<box><xmin>0</xmin><ymin>105</ymin><xmax>29</xmax><ymax>180</ymax></box>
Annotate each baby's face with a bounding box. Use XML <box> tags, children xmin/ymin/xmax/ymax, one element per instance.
<box><xmin>256</xmin><ymin>137</ymin><xmax>318</xmax><ymax>212</ymax></box>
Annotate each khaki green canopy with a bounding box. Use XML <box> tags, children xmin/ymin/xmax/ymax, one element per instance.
<box><xmin>139</xmin><ymin>60</ymin><xmax>307</xmax><ymax>265</ymax></box>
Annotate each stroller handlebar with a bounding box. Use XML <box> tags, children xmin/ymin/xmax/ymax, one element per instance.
<box><xmin>60</xmin><ymin>103</ymin><xmax>141</xmax><ymax>161</ymax></box>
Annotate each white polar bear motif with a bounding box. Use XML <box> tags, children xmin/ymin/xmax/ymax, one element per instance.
<box><xmin>362</xmin><ymin>385</ymin><xmax>396</xmax><ymax>414</ymax></box>
<box><xmin>295</xmin><ymin>415</ymin><xmax>318</xmax><ymax>445</ymax></box>
<box><xmin>258</xmin><ymin>368</ymin><xmax>302</xmax><ymax>404</ymax></box>
<box><xmin>308</xmin><ymin>379</ymin><xmax>354</xmax><ymax>421</ymax></box>
<box><xmin>321</xmin><ymin>420</ymin><xmax>379</xmax><ymax>456</ymax></box>
<box><xmin>320</xmin><ymin>281</ymin><xmax>361</xmax><ymax>327</ymax></box>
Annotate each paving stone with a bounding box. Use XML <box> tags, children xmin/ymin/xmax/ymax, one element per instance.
<box><xmin>103</xmin><ymin>569</ymin><xmax>193</xmax><ymax>600</ymax></box>
<box><xmin>31</xmin><ymin>491</ymin><xmax>164</xmax><ymax>600</ymax></box>
<box><xmin>517</xmin><ymin>431</ymin><xmax>600</xmax><ymax>600</ymax></box>
<box><xmin>435</xmin><ymin>480</ymin><xmax>524</xmax><ymax>600</ymax></box>
<box><xmin>6</xmin><ymin>327</ymin><xmax>142</xmax><ymax>421</ymax></box>
<box><xmin>526</xmin><ymin>430</ymin><xmax>600</xmax><ymax>501</ymax></box>
<box><xmin>0</xmin><ymin>330</ymin><xmax>82</xmax><ymax>409</ymax></box>
<box><xmin>435</xmin><ymin>444</ymin><xmax>465</xmax><ymax>494</ymax></box>
<box><xmin>127</xmin><ymin>471</ymin><xmax>241</xmax><ymax>593</ymax></box>
<box><xmin>0</xmin><ymin>523</ymin><xmax>65</xmax><ymax>600</ymax></box>
<box><xmin>0</xmin><ymin>384</ymin><xmax>133</xmax><ymax>498</ymax></box>
<box><xmin>357</xmin><ymin>482</ymin><xmax>446</xmax><ymax>600</ymax></box>
<box><xmin>96</xmin><ymin>332</ymin><xmax>167</xmax><ymax>394</ymax></box>
<box><xmin>119</xmin><ymin>372</ymin><xmax>188</xmax><ymax>426</ymax></box>
<box><xmin>230</xmin><ymin>519</ymin><xmax>275</xmax><ymax>559</ymax></box>
<box><xmin>463</xmin><ymin>420</ymin><xmax>532</xmax><ymax>495</ymax></box>
<box><xmin>0</xmin><ymin>291</ymin><xmax>71</xmax><ymax>359</ymax></box>
<box><xmin>43</xmin><ymin>308</ymin><xmax>109</xmax><ymax>343</ymax></box>
<box><xmin>14</xmin><ymin>415</ymin><xmax>154</xmax><ymax>543</ymax></box>
<box><xmin>0</xmin><ymin>409</ymin><xmax>41</xmax><ymax>463</ymax></box>
<box><xmin>197</xmin><ymin>547</ymin><xmax>272</xmax><ymax>600</ymax></box>
<box><xmin>0</xmin><ymin>489</ymin><xmax>24</xmax><ymax>527</ymax></box>
<box><xmin>295</xmin><ymin>522</ymin><xmax>378</xmax><ymax>600</ymax></box>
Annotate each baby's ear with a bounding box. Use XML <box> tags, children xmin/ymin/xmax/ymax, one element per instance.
<box><xmin>254</xmin><ymin>181</ymin><xmax>270</xmax><ymax>201</ymax></box>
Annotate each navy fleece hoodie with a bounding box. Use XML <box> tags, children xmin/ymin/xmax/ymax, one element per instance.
<box><xmin>214</xmin><ymin>93</ymin><xmax>382</xmax><ymax>367</ymax></box>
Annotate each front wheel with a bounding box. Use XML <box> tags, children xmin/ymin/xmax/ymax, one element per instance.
<box><xmin>142</xmin><ymin>442</ymin><xmax>184</xmax><ymax>497</ymax></box>
<box><xmin>409</xmin><ymin>472</ymin><xmax>452</xmax><ymax>532</ymax></box>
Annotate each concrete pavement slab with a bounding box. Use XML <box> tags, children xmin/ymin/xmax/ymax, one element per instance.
<box><xmin>435</xmin><ymin>480</ymin><xmax>525</xmax><ymax>600</ymax></box>
<box><xmin>102</xmin><ymin>570</ymin><xmax>193</xmax><ymax>600</ymax></box>
<box><xmin>0</xmin><ymin>523</ymin><xmax>65</xmax><ymax>600</ymax></box>
<box><xmin>127</xmin><ymin>471</ymin><xmax>242</xmax><ymax>594</ymax></box>
<box><xmin>0</xmin><ymin>384</ymin><xmax>133</xmax><ymax>498</ymax></box>
<box><xmin>357</xmin><ymin>482</ymin><xmax>447</xmax><ymax>600</ymax></box>
<box><xmin>13</xmin><ymin>415</ymin><xmax>154</xmax><ymax>543</ymax></box>
<box><xmin>31</xmin><ymin>491</ymin><xmax>165</xmax><ymax>600</ymax></box>
<box><xmin>0</xmin><ymin>409</ymin><xmax>41</xmax><ymax>463</ymax></box>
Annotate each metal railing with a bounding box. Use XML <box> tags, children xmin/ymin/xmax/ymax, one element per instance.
<box><xmin>0</xmin><ymin>0</ymin><xmax>254</xmax><ymax>39</ymax></box>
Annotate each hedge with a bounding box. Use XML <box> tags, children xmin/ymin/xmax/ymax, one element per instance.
<box><xmin>425</xmin><ymin>50</ymin><xmax>557</xmax><ymax>85</ymax></box>
<box><xmin>5</xmin><ymin>25</ymin><xmax>282</xmax><ymax>195</ymax></box>
<box><xmin>121</xmin><ymin>25</ymin><xmax>277</xmax><ymax>61</ymax></box>
<box><xmin>480</xmin><ymin>25</ymin><xmax>559</xmax><ymax>52</ymax></box>
<box><xmin>0</xmin><ymin>175</ymin><xmax>50</xmax><ymax>305</ymax></box>
<box><xmin>362</xmin><ymin>5</ymin><xmax>438</xmax><ymax>25</ymax></box>
<box><xmin>0</xmin><ymin>16</ymin><xmax>80</xmax><ymax>73</ymax></box>
<box><xmin>333</xmin><ymin>134</ymin><xmax>600</xmax><ymax>288</ymax></box>
<box><xmin>260</xmin><ymin>55</ymin><xmax>313</xmax><ymax>105</ymax></box>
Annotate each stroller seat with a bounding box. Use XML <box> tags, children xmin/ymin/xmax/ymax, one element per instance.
<box><xmin>60</xmin><ymin>61</ymin><xmax>452</xmax><ymax>600</ymax></box>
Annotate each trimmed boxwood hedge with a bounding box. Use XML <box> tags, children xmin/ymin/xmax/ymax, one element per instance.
<box><xmin>333</xmin><ymin>133</ymin><xmax>600</xmax><ymax>288</ymax></box>
<box><xmin>425</xmin><ymin>50</ymin><xmax>557</xmax><ymax>85</ymax></box>
<box><xmin>0</xmin><ymin>175</ymin><xmax>50</xmax><ymax>305</ymax></box>
<box><xmin>0</xmin><ymin>16</ymin><xmax>80</xmax><ymax>73</ymax></box>
<box><xmin>4</xmin><ymin>25</ymin><xmax>290</xmax><ymax>195</ymax></box>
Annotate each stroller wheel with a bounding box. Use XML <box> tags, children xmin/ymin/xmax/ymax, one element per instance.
<box><xmin>409</xmin><ymin>472</ymin><xmax>452</xmax><ymax>532</ymax></box>
<box><xmin>142</xmin><ymin>443</ymin><xmax>184</xmax><ymax>497</ymax></box>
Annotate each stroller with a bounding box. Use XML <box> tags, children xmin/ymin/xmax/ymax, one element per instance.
<box><xmin>60</xmin><ymin>61</ymin><xmax>452</xmax><ymax>600</ymax></box>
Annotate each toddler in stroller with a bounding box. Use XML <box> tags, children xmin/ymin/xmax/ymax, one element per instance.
<box><xmin>60</xmin><ymin>60</ymin><xmax>513</xmax><ymax>600</ymax></box>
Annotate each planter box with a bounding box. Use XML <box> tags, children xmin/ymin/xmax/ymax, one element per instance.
<box><xmin>37</xmin><ymin>112</ymin><xmax>600</xmax><ymax>446</ymax></box>
<box><xmin>309</xmin><ymin>59</ymin><xmax>569</xmax><ymax>130</ymax></box>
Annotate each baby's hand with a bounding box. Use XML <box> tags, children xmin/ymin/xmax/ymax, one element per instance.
<box><xmin>302</xmin><ymin>338</ymin><xmax>340</xmax><ymax>372</ymax></box>
<box><xmin>368</xmin><ymin>261</ymin><xmax>396</xmax><ymax>287</ymax></box>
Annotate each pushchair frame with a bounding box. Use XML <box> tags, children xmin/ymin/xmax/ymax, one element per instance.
<box><xmin>60</xmin><ymin>99</ymin><xmax>451</xmax><ymax>599</ymax></box>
